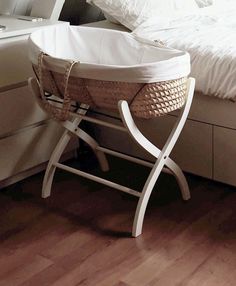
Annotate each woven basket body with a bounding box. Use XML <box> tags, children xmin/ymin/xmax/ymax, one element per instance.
<box><xmin>34</xmin><ymin>64</ymin><xmax>187</xmax><ymax>120</ymax></box>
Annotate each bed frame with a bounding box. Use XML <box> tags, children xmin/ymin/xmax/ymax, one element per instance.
<box><xmin>85</xmin><ymin>20</ymin><xmax>236</xmax><ymax>187</ymax></box>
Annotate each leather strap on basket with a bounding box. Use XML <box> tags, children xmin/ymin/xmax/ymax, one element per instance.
<box><xmin>38</xmin><ymin>52</ymin><xmax>78</xmax><ymax>121</ymax></box>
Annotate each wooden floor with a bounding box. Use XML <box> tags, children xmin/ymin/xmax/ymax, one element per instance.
<box><xmin>0</xmin><ymin>155</ymin><xmax>236</xmax><ymax>286</ymax></box>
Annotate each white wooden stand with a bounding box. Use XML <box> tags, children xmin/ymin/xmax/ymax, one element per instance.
<box><xmin>29</xmin><ymin>77</ymin><xmax>195</xmax><ymax>237</ymax></box>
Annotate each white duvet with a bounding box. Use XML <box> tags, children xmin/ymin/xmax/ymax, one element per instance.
<box><xmin>133</xmin><ymin>1</ymin><xmax>236</xmax><ymax>99</ymax></box>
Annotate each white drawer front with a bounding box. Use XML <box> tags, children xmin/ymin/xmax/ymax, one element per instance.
<box><xmin>214</xmin><ymin>126</ymin><xmax>236</xmax><ymax>186</ymax></box>
<box><xmin>0</xmin><ymin>85</ymin><xmax>48</xmax><ymax>136</ymax></box>
<box><xmin>90</xmin><ymin>114</ymin><xmax>213</xmax><ymax>179</ymax></box>
<box><xmin>0</xmin><ymin>121</ymin><xmax>64</xmax><ymax>181</ymax></box>
<box><xmin>0</xmin><ymin>36</ymin><xmax>33</xmax><ymax>88</ymax></box>
<box><xmin>138</xmin><ymin>115</ymin><xmax>213</xmax><ymax>179</ymax></box>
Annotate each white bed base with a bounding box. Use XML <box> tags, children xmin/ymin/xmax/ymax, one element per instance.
<box><xmin>29</xmin><ymin>77</ymin><xmax>195</xmax><ymax>237</ymax></box>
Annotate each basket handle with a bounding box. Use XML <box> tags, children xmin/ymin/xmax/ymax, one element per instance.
<box><xmin>37</xmin><ymin>52</ymin><xmax>78</xmax><ymax>121</ymax></box>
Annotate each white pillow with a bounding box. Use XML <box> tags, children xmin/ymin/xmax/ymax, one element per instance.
<box><xmin>195</xmin><ymin>0</ymin><xmax>213</xmax><ymax>7</ymax></box>
<box><xmin>103</xmin><ymin>13</ymin><xmax>121</xmax><ymax>25</ymax></box>
<box><xmin>87</xmin><ymin>0</ymin><xmax>199</xmax><ymax>30</ymax></box>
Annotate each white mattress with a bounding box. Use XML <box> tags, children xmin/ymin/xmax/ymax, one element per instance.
<box><xmin>87</xmin><ymin>2</ymin><xmax>236</xmax><ymax>100</ymax></box>
<box><xmin>133</xmin><ymin>3</ymin><xmax>236</xmax><ymax>100</ymax></box>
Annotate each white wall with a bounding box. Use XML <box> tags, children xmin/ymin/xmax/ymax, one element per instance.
<box><xmin>0</xmin><ymin>0</ymin><xmax>33</xmax><ymax>15</ymax></box>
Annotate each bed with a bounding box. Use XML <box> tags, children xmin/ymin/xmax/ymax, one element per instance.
<box><xmin>83</xmin><ymin>13</ymin><xmax>236</xmax><ymax>187</ymax></box>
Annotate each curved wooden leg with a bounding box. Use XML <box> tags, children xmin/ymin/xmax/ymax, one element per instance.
<box><xmin>78</xmin><ymin>129</ymin><xmax>109</xmax><ymax>172</ymax></box>
<box><xmin>30</xmin><ymin>75</ymin><xmax>194</xmax><ymax>237</ymax></box>
<box><xmin>42</xmin><ymin>114</ymin><xmax>89</xmax><ymax>198</ymax></box>
<box><xmin>132</xmin><ymin>159</ymin><xmax>190</xmax><ymax>237</ymax></box>
<box><xmin>61</xmin><ymin>121</ymin><xmax>109</xmax><ymax>172</ymax></box>
<box><xmin>166</xmin><ymin>159</ymin><xmax>190</xmax><ymax>201</ymax></box>
<box><xmin>132</xmin><ymin>155</ymin><xmax>167</xmax><ymax>237</ymax></box>
<box><xmin>29</xmin><ymin>77</ymin><xmax>109</xmax><ymax>198</ymax></box>
<box><xmin>42</xmin><ymin>119</ymin><xmax>109</xmax><ymax>198</ymax></box>
<box><xmin>119</xmin><ymin>78</ymin><xmax>195</xmax><ymax>236</ymax></box>
<box><xmin>42</xmin><ymin>130</ymin><xmax>72</xmax><ymax>198</ymax></box>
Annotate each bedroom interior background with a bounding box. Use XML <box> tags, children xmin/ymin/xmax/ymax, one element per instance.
<box><xmin>60</xmin><ymin>0</ymin><xmax>104</xmax><ymax>24</ymax></box>
<box><xmin>0</xmin><ymin>0</ymin><xmax>105</xmax><ymax>189</ymax></box>
<box><xmin>82</xmin><ymin>0</ymin><xmax>236</xmax><ymax>188</ymax></box>
<box><xmin>3</xmin><ymin>0</ymin><xmax>235</xmax><ymax>189</ymax></box>
<box><xmin>0</xmin><ymin>0</ymin><xmax>68</xmax><ymax>188</ymax></box>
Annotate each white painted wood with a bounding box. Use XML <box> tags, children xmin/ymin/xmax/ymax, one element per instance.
<box><xmin>32</xmin><ymin>76</ymin><xmax>194</xmax><ymax>237</ymax></box>
<box><xmin>0</xmin><ymin>150</ymin><xmax>74</xmax><ymax>189</ymax></box>
<box><xmin>61</xmin><ymin>120</ymin><xmax>109</xmax><ymax>172</ymax></box>
<box><xmin>0</xmin><ymin>37</ymin><xmax>33</xmax><ymax>87</ymax></box>
<box><xmin>55</xmin><ymin>162</ymin><xmax>141</xmax><ymax>197</ymax></box>
<box><xmin>41</xmin><ymin>121</ymin><xmax>109</xmax><ymax>197</ymax></box>
<box><xmin>29</xmin><ymin>78</ymin><xmax>85</xmax><ymax>198</ymax></box>
<box><xmin>90</xmin><ymin>110</ymin><xmax>213</xmax><ymax>180</ymax></box>
<box><xmin>55</xmin><ymin>105</ymin><xmax>191</xmax><ymax>201</ymax></box>
<box><xmin>0</xmin><ymin>121</ymin><xmax>65</xmax><ymax>181</ymax></box>
<box><xmin>119</xmin><ymin>78</ymin><xmax>195</xmax><ymax>237</ymax></box>
<box><xmin>140</xmin><ymin>115</ymin><xmax>213</xmax><ymax>179</ymax></box>
<box><xmin>165</xmin><ymin>159</ymin><xmax>191</xmax><ymax>201</ymax></box>
<box><xmin>97</xmin><ymin>146</ymin><xmax>172</xmax><ymax>175</ymax></box>
<box><xmin>0</xmin><ymin>15</ymin><xmax>68</xmax><ymax>40</ymax></box>
<box><xmin>30</xmin><ymin>0</ymin><xmax>65</xmax><ymax>21</ymax></box>
<box><xmin>117</xmin><ymin>103</ymin><xmax>191</xmax><ymax>203</ymax></box>
<box><xmin>0</xmin><ymin>85</ymin><xmax>49</xmax><ymax>136</ymax></box>
<box><xmin>0</xmin><ymin>20</ymin><xmax>70</xmax><ymax>186</ymax></box>
<box><xmin>68</xmin><ymin>112</ymin><xmax>127</xmax><ymax>132</ymax></box>
<box><xmin>29</xmin><ymin>78</ymin><xmax>109</xmax><ymax>197</ymax></box>
<box><xmin>42</xmin><ymin>130</ymin><xmax>74</xmax><ymax>198</ymax></box>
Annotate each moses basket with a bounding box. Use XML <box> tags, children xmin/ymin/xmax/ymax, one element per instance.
<box><xmin>28</xmin><ymin>25</ymin><xmax>195</xmax><ymax>237</ymax></box>
<box><xmin>29</xmin><ymin>25</ymin><xmax>191</xmax><ymax>120</ymax></box>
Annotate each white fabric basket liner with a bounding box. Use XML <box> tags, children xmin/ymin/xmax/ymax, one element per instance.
<box><xmin>29</xmin><ymin>25</ymin><xmax>190</xmax><ymax>83</ymax></box>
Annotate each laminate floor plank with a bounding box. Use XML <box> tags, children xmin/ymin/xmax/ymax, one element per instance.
<box><xmin>20</xmin><ymin>264</ymin><xmax>69</xmax><ymax>286</ymax></box>
<box><xmin>121</xmin><ymin>196</ymin><xmax>234</xmax><ymax>286</ymax></box>
<box><xmin>0</xmin><ymin>157</ymin><xmax>235</xmax><ymax>286</ymax></box>
<box><xmin>0</xmin><ymin>254</ymin><xmax>53</xmax><ymax>286</ymax></box>
<box><xmin>0</xmin><ymin>211</ymin><xmax>80</xmax><ymax>278</ymax></box>
<box><xmin>173</xmin><ymin>245</ymin><xmax>236</xmax><ymax>286</ymax></box>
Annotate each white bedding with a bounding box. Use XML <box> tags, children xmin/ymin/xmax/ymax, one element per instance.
<box><xmin>133</xmin><ymin>2</ymin><xmax>236</xmax><ymax>99</ymax></box>
<box><xmin>29</xmin><ymin>25</ymin><xmax>190</xmax><ymax>83</ymax></box>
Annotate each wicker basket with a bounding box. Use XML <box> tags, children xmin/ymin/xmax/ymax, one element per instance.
<box><xmin>34</xmin><ymin>54</ymin><xmax>187</xmax><ymax>121</ymax></box>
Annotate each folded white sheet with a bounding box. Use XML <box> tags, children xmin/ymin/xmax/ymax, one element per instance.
<box><xmin>133</xmin><ymin>2</ymin><xmax>236</xmax><ymax>99</ymax></box>
<box><xmin>29</xmin><ymin>25</ymin><xmax>190</xmax><ymax>84</ymax></box>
